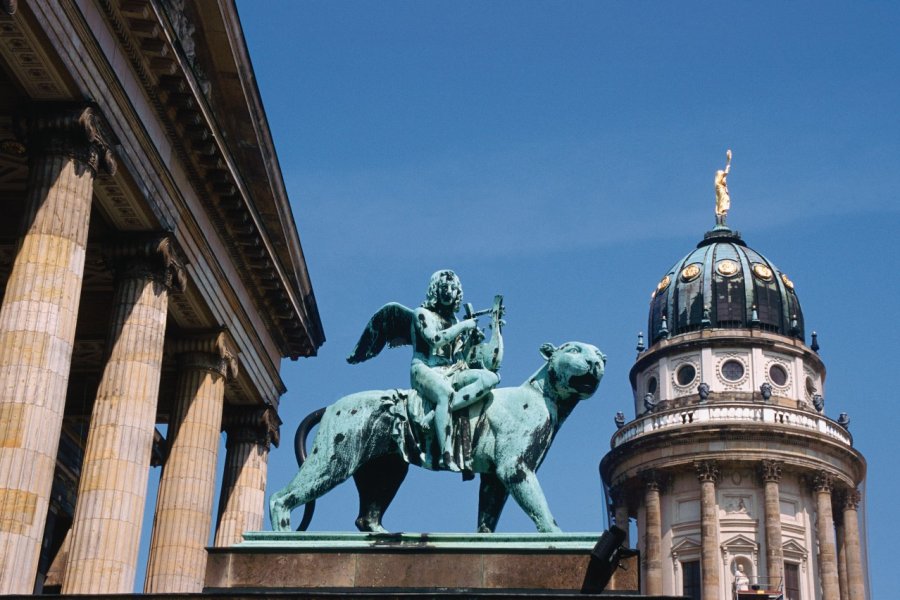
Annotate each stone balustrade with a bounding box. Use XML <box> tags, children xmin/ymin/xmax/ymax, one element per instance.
<box><xmin>612</xmin><ymin>404</ymin><xmax>852</xmax><ymax>448</ymax></box>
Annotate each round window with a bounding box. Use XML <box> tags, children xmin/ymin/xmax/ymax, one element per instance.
<box><xmin>721</xmin><ymin>359</ymin><xmax>745</xmax><ymax>382</ymax></box>
<box><xmin>769</xmin><ymin>364</ymin><xmax>788</xmax><ymax>386</ymax></box>
<box><xmin>647</xmin><ymin>376</ymin><xmax>658</xmax><ymax>395</ymax></box>
<box><xmin>806</xmin><ymin>377</ymin><xmax>816</xmax><ymax>396</ymax></box>
<box><xmin>676</xmin><ymin>364</ymin><xmax>696</xmax><ymax>386</ymax></box>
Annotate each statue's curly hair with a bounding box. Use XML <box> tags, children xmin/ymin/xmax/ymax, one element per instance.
<box><xmin>422</xmin><ymin>269</ymin><xmax>462</xmax><ymax>312</ymax></box>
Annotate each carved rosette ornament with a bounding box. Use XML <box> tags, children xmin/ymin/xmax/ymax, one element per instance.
<box><xmin>223</xmin><ymin>406</ymin><xmax>281</xmax><ymax>450</ymax></box>
<box><xmin>759</xmin><ymin>459</ymin><xmax>783</xmax><ymax>483</ymax></box>
<box><xmin>15</xmin><ymin>103</ymin><xmax>117</xmax><ymax>175</ymax></box>
<box><xmin>695</xmin><ymin>460</ymin><xmax>720</xmax><ymax>483</ymax></box>
<box><xmin>104</xmin><ymin>233</ymin><xmax>187</xmax><ymax>291</ymax></box>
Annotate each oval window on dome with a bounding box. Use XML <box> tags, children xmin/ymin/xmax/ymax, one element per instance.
<box><xmin>647</xmin><ymin>376</ymin><xmax>658</xmax><ymax>395</ymax></box>
<box><xmin>676</xmin><ymin>364</ymin><xmax>696</xmax><ymax>386</ymax></box>
<box><xmin>681</xmin><ymin>263</ymin><xmax>702</xmax><ymax>283</ymax></box>
<box><xmin>655</xmin><ymin>275</ymin><xmax>671</xmax><ymax>296</ymax></box>
<box><xmin>716</xmin><ymin>259</ymin><xmax>739</xmax><ymax>277</ymax></box>
<box><xmin>781</xmin><ymin>273</ymin><xmax>795</xmax><ymax>290</ymax></box>
<box><xmin>805</xmin><ymin>376</ymin><xmax>816</xmax><ymax>397</ymax></box>
<box><xmin>721</xmin><ymin>359</ymin><xmax>745</xmax><ymax>382</ymax></box>
<box><xmin>769</xmin><ymin>364</ymin><xmax>788</xmax><ymax>386</ymax></box>
<box><xmin>752</xmin><ymin>263</ymin><xmax>774</xmax><ymax>281</ymax></box>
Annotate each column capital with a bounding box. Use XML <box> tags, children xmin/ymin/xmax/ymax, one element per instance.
<box><xmin>171</xmin><ymin>329</ymin><xmax>239</xmax><ymax>379</ymax></box>
<box><xmin>694</xmin><ymin>460</ymin><xmax>719</xmax><ymax>484</ymax></box>
<box><xmin>759</xmin><ymin>459</ymin><xmax>784</xmax><ymax>483</ymax></box>
<box><xmin>812</xmin><ymin>470</ymin><xmax>835</xmax><ymax>493</ymax></box>
<box><xmin>641</xmin><ymin>469</ymin><xmax>665</xmax><ymax>492</ymax></box>
<box><xmin>223</xmin><ymin>405</ymin><xmax>281</xmax><ymax>449</ymax></box>
<box><xmin>104</xmin><ymin>232</ymin><xmax>187</xmax><ymax>291</ymax></box>
<box><xmin>15</xmin><ymin>102</ymin><xmax>117</xmax><ymax>175</ymax></box>
<box><xmin>841</xmin><ymin>488</ymin><xmax>861</xmax><ymax>512</ymax></box>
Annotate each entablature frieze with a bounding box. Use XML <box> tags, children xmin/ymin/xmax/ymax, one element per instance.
<box><xmin>86</xmin><ymin>0</ymin><xmax>322</xmax><ymax>359</ymax></box>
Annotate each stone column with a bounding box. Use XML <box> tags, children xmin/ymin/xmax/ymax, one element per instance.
<box><xmin>610</xmin><ymin>484</ymin><xmax>630</xmax><ymax>547</ymax></box>
<box><xmin>214</xmin><ymin>406</ymin><xmax>280</xmax><ymax>547</ymax></box>
<box><xmin>695</xmin><ymin>460</ymin><xmax>720</xmax><ymax>600</ymax></box>
<box><xmin>841</xmin><ymin>489</ymin><xmax>865</xmax><ymax>600</ymax></box>
<box><xmin>835</xmin><ymin>511</ymin><xmax>848</xmax><ymax>600</ymax></box>
<box><xmin>641</xmin><ymin>471</ymin><xmax>662</xmax><ymax>596</ymax></box>
<box><xmin>760</xmin><ymin>460</ymin><xmax>785</xmax><ymax>588</ymax></box>
<box><xmin>0</xmin><ymin>103</ymin><xmax>115</xmax><ymax>594</ymax></box>
<box><xmin>144</xmin><ymin>331</ymin><xmax>238</xmax><ymax>593</ymax></box>
<box><xmin>62</xmin><ymin>235</ymin><xmax>185</xmax><ymax>594</ymax></box>
<box><xmin>812</xmin><ymin>471</ymin><xmax>840</xmax><ymax>600</ymax></box>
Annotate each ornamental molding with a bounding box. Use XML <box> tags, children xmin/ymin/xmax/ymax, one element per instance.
<box><xmin>14</xmin><ymin>103</ymin><xmax>117</xmax><ymax>175</ymax></box>
<box><xmin>104</xmin><ymin>232</ymin><xmax>187</xmax><ymax>291</ymax></box>
<box><xmin>759</xmin><ymin>459</ymin><xmax>784</xmax><ymax>483</ymax></box>
<box><xmin>671</xmin><ymin>356</ymin><xmax>700</xmax><ymax>392</ymax></box>
<box><xmin>694</xmin><ymin>460</ymin><xmax>719</xmax><ymax>483</ymax></box>
<box><xmin>0</xmin><ymin>11</ymin><xmax>68</xmax><ymax>99</ymax></box>
<box><xmin>223</xmin><ymin>405</ymin><xmax>281</xmax><ymax>449</ymax></box>
<box><xmin>763</xmin><ymin>356</ymin><xmax>792</xmax><ymax>390</ymax></box>
<box><xmin>715</xmin><ymin>352</ymin><xmax>749</xmax><ymax>390</ymax></box>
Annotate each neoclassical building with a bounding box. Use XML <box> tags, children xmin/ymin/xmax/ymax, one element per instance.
<box><xmin>0</xmin><ymin>0</ymin><xmax>324</xmax><ymax>594</ymax></box>
<box><xmin>601</xmin><ymin>218</ymin><xmax>867</xmax><ymax>599</ymax></box>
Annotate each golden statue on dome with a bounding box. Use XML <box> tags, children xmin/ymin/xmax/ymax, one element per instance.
<box><xmin>715</xmin><ymin>149</ymin><xmax>732</xmax><ymax>226</ymax></box>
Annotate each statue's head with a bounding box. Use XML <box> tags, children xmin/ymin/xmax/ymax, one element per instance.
<box><xmin>423</xmin><ymin>269</ymin><xmax>462</xmax><ymax>313</ymax></box>
<box><xmin>540</xmin><ymin>341</ymin><xmax>605</xmax><ymax>401</ymax></box>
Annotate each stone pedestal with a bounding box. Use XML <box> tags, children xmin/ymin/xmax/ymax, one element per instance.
<box><xmin>206</xmin><ymin>532</ymin><xmax>644</xmax><ymax>594</ymax></box>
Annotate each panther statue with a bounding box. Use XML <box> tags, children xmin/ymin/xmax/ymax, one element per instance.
<box><xmin>269</xmin><ymin>341</ymin><xmax>605</xmax><ymax>533</ymax></box>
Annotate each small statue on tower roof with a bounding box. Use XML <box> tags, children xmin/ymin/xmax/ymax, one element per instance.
<box><xmin>715</xmin><ymin>149</ymin><xmax>733</xmax><ymax>226</ymax></box>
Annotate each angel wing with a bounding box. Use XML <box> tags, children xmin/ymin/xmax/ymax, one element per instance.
<box><xmin>346</xmin><ymin>302</ymin><xmax>415</xmax><ymax>364</ymax></box>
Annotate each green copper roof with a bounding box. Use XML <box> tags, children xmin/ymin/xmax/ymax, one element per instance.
<box><xmin>648</xmin><ymin>226</ymin><xmax>804</xmax><ymax>344</ymax></box>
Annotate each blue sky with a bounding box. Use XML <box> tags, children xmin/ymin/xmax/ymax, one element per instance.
<box><xmin>140</xmin><ymin>2</ymin><xmax>900</xmax><ymax>593</ymax></box>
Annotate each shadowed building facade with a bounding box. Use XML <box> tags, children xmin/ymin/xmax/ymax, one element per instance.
<box><xmin>0</xmin><ymin>0</ymin><xmax>324</xmax><ymax>594</ymax></box>
<box><xmin>601</xmin><ymin>223</ymin><xmax>867</xmax><ymax>599</ymax></box>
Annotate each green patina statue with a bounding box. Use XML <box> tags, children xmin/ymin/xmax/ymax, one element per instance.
<box><xmin>269</xmin><ymin>270</ymin><xmax>605</xmax><ymax>533</ymax></box>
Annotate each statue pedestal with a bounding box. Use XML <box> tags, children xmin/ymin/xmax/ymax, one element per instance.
<box><xmin>205</xmin><ymin>532</ymin><xmax>647</xmax><ymax>596</ymax></box>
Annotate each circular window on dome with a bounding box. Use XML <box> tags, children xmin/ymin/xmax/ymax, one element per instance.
<box><xmin>721</xmin><ymin>359</ymin><xmax>745</xmax><ymax>382</ymax></box>
<box><xmin>781</xmin><ymin>273</ymin><xmax>795</xmax><ymax>290</ymax></box>
<box><xmin>805</xmin><ymin>376</ymin><xmax>816</xmax><ymax>397</ymax></box>
<box><xmin>647</xmin><ymin>376</ymin><xmax>658</xmax><ymax>395</ymax></box>
<box><xmin>769</xmin><ymin>364</ymin><xmax>788</xmax><ymax>386</ymax></box>
<box><xmin>681</xmin><ymin>263</ymin><xmax>701</xmax><ymax>283</ymax></box>
<box><xmin>655</xmin><ymin>275</ymin><xmax>671</xmax><ymax>296</ymax></box>
<box><xmin>716</xmin><ymin>259</ymin><xmax>739</xmax><ymax>277</ymax></box>
<box><xmin>676</xmin><ymin>364</ymin><xmax>696</xmax><ymax>386</ymax></box>
<box><xmin>752</xmin><ymin>263</ymin><xmax>773</xmax><ymax>281</ymax></box>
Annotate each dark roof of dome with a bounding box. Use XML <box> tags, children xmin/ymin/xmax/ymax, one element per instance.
<box><xmin>648</xmin><ymin>225</ymin><xmax>804</xmax><ymax>344</ymax></box>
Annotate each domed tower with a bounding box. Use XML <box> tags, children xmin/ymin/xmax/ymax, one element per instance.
<box><xmin>600</xmin><ymin>160</ymin><xmax>867</xmax><ymax>600</ymax></box>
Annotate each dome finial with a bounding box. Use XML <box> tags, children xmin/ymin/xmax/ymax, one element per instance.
<box><xmin>714</xmin><ymin>149</ymin><xmax>733</xmax><ymax>227</ymax></box>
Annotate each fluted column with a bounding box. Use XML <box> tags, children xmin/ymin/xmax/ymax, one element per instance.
<box><xmin>695</xmin><ymin>460</ymin><xmax>720</xmax><ymax>600</ymax></box>
<box><xmin>610</xmin><ymin>484</ymin><xmax>630</xmax><ymax>547</ymax></box>
<box><xmin>812</xmin><ymin>472</ymin><xmax>840</xmax><ymax>600</ymax></box>
<box><xmin>641</xmin><ymin>471</ymin><xmax>662</xmax><ymax>595</ymax></box>
<box><xmin>760</xmin><ymin>460</ymin><xmax>785</xmax><ymax>587</ymax></box>
<box><xmin>835</xmin><ymin>511</ymin><xmax>848</xmax><ymax>600</ymax></box>
<box><xmin>214</xmin><ymin>407</ymin><xmax>280</xmax><ymax>547</ymax></box>
<box><xmin>62</xmin><ymin>235</ymin><xmax>185</xmax><ymax>594</ymax></box>
<box><xmin>0</xmin><ymin>103</ymin><xmax>115</xmax><ymax>594</ymax></box>
<box><xmin>841</xmin><ymin>489</ymin><xmax>865</xmax><ymax>600</ymax></box>
<box><xmin>144</xmin><ymin>331</ymin><xmax>238</xmax><ymax>593</ymax></box>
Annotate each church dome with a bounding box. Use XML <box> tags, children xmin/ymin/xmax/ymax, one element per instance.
<box><xmin>648</xmin><ymin>225</ymin><xmax>804</xmax><ymax>344</ymax></box>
